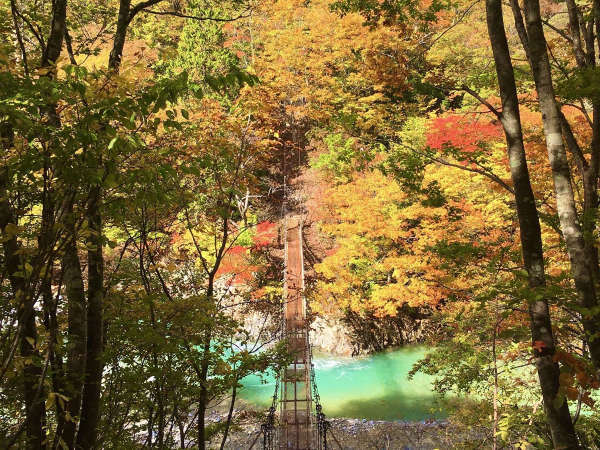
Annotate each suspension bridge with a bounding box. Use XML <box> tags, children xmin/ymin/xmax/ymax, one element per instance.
<box><xmin>248</xmin><ymin>215</ymin><xmax>342</xmax><ymax>450</ymax></box>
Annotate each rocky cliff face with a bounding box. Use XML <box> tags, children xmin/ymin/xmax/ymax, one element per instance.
<box><xmin>239</xmin><ymin>292</ymin><xmax>434</xmax><ymax>357</ymax></box>
<box><xmin>309</xmin><ymin>307</ymin><xmax>434</xmax><ymax>356</ymax></box>
<box><xmin>342</xmin><ymin>309</ymin><xmax>434</xmax><ymax>355</ymax></box>
<box><xmin>309</xmin><ymin>316</ymin><xmax>355</xmax><ymax>356</ymax></box>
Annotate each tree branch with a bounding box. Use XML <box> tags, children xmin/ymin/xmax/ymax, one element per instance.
<box><xmin>564</xmin><ymin>0</ymin><xmax>587</xmax><ymax>67</ymax></box>
<box><xmin>140</xmin><ymin>8</ymin><xmax>253</xmax><ymax>22</ymax></box>
<box><xmin>64</xmin><ymin>26</ymin><xmax>78</xmax><ymax>65</ymax></box>
<box><xmin>399</xmin><ymin>142</ymin><xmax>515</xmax><ymax>194</ymax></box>
<box><xmin>42</xmin><ymin>0</ymin><xmax>67</xmax><ymax>67</ymax></box>
<box><xmin>541</xmin><ymin>19</ymin><xmax>573</xmax><ymax>45</ymax></box>
<box><xmin>13</xmin><ymin>6</ymin><xmax>46</xmax><ymax>51</ymax></box>
<box><xmin>559</xmin><ymin>110</ymin><xmax>588</xmax><ymax>173</ymax></box>
<box><xmin>10</xmin><ymin>0</ymin><xmax>29</xmax><ymax>76</ymax></box>
<box><xmin>509</xmin><ymin>0</ymin><xmax>531</xmax><ymax>64</ymax></box>
<box><xmin>128</xmin><ymin>0</ymin><xmax>167</xmax><ymax>21</ymax></box>
<box><xmin>462</xmin><ymin>85</ymin><xmax>502</xmax><ymax>120</ymax></box>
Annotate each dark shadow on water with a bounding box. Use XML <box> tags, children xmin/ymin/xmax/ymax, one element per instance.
<box><xmin>323</xmin><ymin>391</ymin><xmax>445</xmax><ymax>421</ymax></box>
<box><xmin>238</xmin><ymin>383</ymin><xmax>445</xmax><ymax>422</ymax></box>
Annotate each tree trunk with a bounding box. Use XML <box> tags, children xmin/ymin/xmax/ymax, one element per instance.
<box><xmin>197</xmin><ymin>338</ymin><xmax>210</xmax><ymax>450</ymax></box>
<box><xmin>76</xmin><ymin>186</ymin><xmax>104</xmax><ymax>449</ymax></box>
<box><xmin>521</xmin><ymin>0</ymin><xmax>600</xmax><ymax>372</ymax></box>
<box><xmin>561</xmin><ymin>0</ymin><xmax>600</xmax><ymax>284</ymax></box>
<box><xmin>46</xmin><ymin>278</ymin><xmax>67</xmax><ymax>446</ymax></box>
<box><xmin>197</xmin><ymin>279</ymin><xmax>215</xmax><ymax>450</ymax></box>
<box><xmin>147</xmin><ymin>404</ymin><xmax>154</xmax><ymax>447</ymax></box>
<box><xmin>492</xmin><ymin>317</ymin><xmax>498</xmax><ymax>450</ymax></box>
<box><xmin>109</xmin><ymin>0</ymin><xmax>132</xmax><ymax>70</ymax></box>
<box><xmin>174</xmin><ymin>401</ymin><xmax>186</xmax><ymax>449</ymax></box>
<box><xmin>41</xmin><ymin>0</ymin><xmax>67</xmax><ymax>67</ymax></box>
<box><xmin>220</xmin><ymin>383</ymin><xmax>238</xmax><ymax>450</ymax></box>
<box><xmin>61</xmin><ymin>202</ymin><xmax>87</xmax><ymax>448</ymax></box>
<box><xmin>7</xmin><ymin>0</ymin><xmax>69</xmax><ymax>437</ymax></box>
<box><xmin>582</xmin><ymin>163</ymin><xmax>600</xmax><ymax>282</ymax></box>
<box><xmin>74</xmin><ymin>1</ymin><xmax>136</xmax><ymax>443</ymax></box>
<box><xmin>485</xmin><ymin>0</ymin><xmax>579</xmax><ymax>447</ymax></box>
<box><xmin>20</xmin><ymin>309</ymin><xmax>46</xmax><ymax>449</ymax></box>
<box><xmin>155</xmin><ymin>378</ymin><xmax>165</xmax><ymax>448</ymax></box>
<box><xmin>1</xmin><ymin>124</ymin><xmax>47</xmax><ymax>448</ymax></box>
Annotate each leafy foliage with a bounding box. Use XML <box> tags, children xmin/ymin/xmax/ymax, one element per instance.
<box><xmin>2</xmin><ymin>0</ymin><xmax>600</xmax><ymax>447</ymax></box>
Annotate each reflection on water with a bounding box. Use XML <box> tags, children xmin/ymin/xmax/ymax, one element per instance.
<box><xmin>239</xmin><ymin>346</ymin><xmax>444</xmax><ymax>421</ymax></box>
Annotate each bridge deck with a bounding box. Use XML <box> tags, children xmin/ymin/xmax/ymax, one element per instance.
<box><xmin>280</xmin><ymin>217</ymin><xmax>313</xmax><ymax>449</ymax></box>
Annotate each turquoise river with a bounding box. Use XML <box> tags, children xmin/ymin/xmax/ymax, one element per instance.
<box><xmin>239</xmin><ymin>346</ymin><xmax>444</xmax><ymax>421</ymax></box>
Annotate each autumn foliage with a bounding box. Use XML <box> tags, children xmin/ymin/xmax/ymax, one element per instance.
<box><xmin>3</xmin><ymin>0</ymin><xmax>600</xmax><ymax>447</ymax></box>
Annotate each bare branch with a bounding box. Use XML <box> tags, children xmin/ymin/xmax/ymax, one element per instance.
<box><xmin>541</xmin><ymin>19</ymin><xmax>573</xmax><ymax>44</ymax></box>
<box><xmin>399</xmin><ymin>142</ymin><xmax>515</xmax><ymax>194</ymax></box>
<box><xmin>509</xmin><ymin>0</ymin><xmax>531</xmax><ymax>64</ymax></box>
<box><xmin>13</xmin><ymin>6</ymin><xmax>46</xmax><ymax>51</ymax></box>
<box><xmin>128</xmin><ymin>0</ymin><xmax>166</xmax><ymax>22</ymax></box>
<box><xmin>10</xmin><ymin>0</ymin><xmax>29</xmax><ymax>76</ymax></box>
<box><xmin>64</xmin><ymin>26</ymin><xmax>78</xmax><ymax>65</ymax></box>
<box><xmin>559</xmin><ymin>110</ymin><xmax>588</xmax><ymax>173</ymax></box>
<box><xmin>140</xmin><ymin>7</ymin><xmax>253</xmax><ymax>22</ymax></box>
<box><xmin>410</xmin><ymin>0</ymin><xmax>479</xmax><ymax>62</ymax></box>
<box><xmin>462</xmin><ymin>85</ymin><xmax>503</xmax><ymax>120</ymax></box>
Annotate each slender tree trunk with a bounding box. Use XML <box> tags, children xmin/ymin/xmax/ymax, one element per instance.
<box><xmin>220</xmin><ymin>382</ymin><xmax>238</xmax><ymax>450</ymax></box>
<box><xmin>12</xmin><ymin>25</ymin><xmax>63</xmax><ymax>442</ymax></box>
<box><xmin>19</xmin><ymin>210</ymin><xmax>47</xmax><ymax>449</ymax></box>
<box><xmin>41</xmin><ymin>0</ymin><xmax>67</xmax><ymax>67</ymax></box>
<box><xmin>582</xmin><ymin>164</ymin><xmax>599</xmax><ymax>282</ymax></box>
<box><xmin>147</xmin><ymin>405</ymin><xmax>154</xmax><ymax>447</ymax></box>
<box><xmin>17</xmin><ymin>1</ymin><xmax>69</xmax><ymax>445</ymax></box>
<box><xmin>582</xmin><ymin>97</ymin><xmax>600</xmax><ymax>282</ymax></box>
<box><xmin>20</xmin><ymin>308</ymin><xmax>45</xmax><ymax>449</ymax></box>
<box><xmin>197</xmin><ymin>278</ymin><xmax>216</xmax><ymax>450</ymax></box>
<box><xmin>492</xmin><ymin>317</ymin><xmax>498</xmax><ymax>450</ymax></box>
<box><xmin>562</xmin><ymin>0</ymin><xmax>600</xmax><ymax>284</ymax></box>
<box><xmin>109</xmin><ymin>0</ymin><xmax>132</xmax><ymax>71</ymax></box>
<box><xmin>197</xmin><ymin>337</ymin><xmax>211</xmax><ymax>450</ymax></box>
<box><xmin>484</xmin><ymin>0</ymin><xmax>579</xmax><ymax>447</ymax></box>
<box><xmin>7</xmin><ymin>173</ymin><xmax>47</xmax><ymax>444</ymax></box>
<box><xmin>178</xmin><ymin>415</ymin><xmax>186</xmax><ymax>449</ymax></box>
<box><xmin>76</xmin><ymin>186</ymin><xmax>104</xmax><ymax>449</ymax></box>
<box><xmin>521</xmin><ymin>0</ymin><xmax>600</xmax><ymax>371</ymax></box>
<box><xmin>46</xmin><ymin>279</ymin><xmax>67</xmax><ymax>445</ymax></box>
<box><xmin>74</xmin><ymin>1</ymin><xmax>136</xmax><ymax>444</ymax></box>
<box><xmin>61</xmin><ymin>202</ymin><xmax>87</xmax><ymax>448</ymax></box>
<box><xmin>173</xmin><ymin>402</ymin><xmax>186</xmax><ymax>449</ymax></box>
<box><xmin>1</xmin><ymin>125</ymin><xmax>48</xmax><ymax>448</ymax></box>
<box><xmin>156</xmin><ymin>378</ymin><xmax>165</xmax><ymax>448</ymax></box>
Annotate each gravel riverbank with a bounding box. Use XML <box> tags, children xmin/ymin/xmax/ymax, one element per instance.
<box><xmin>206</xmin><ymin>410</ymin><xmax>481</xmax><ymax>449</ymax></box>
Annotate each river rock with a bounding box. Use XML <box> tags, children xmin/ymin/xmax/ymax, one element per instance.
<box><xmin>309</xmin><ymin>316</ymin><xmax>354</xmax><ymax>356</ymax></box>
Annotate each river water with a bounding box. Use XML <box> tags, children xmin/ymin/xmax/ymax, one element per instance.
<box><xmin>239</xmin><ymin>346</ymin><xmax>444</xmax><ymax>421</ymax></box>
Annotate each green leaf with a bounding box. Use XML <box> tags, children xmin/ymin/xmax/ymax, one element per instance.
<box><xmin>108</xmin><ymin>137</ymin><xmax>118</xmax><ymax>150</ymax></box>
